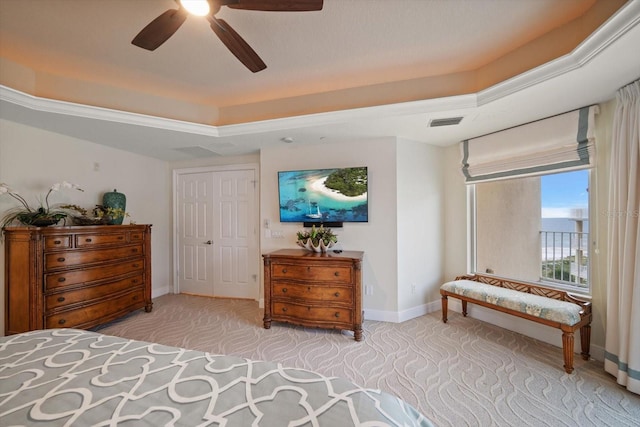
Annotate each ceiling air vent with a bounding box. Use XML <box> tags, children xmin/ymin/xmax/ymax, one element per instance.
<box><xmin>429</xmin><ymin>117</ymin><xmax>464</xmax><ymax>127</ymax></box>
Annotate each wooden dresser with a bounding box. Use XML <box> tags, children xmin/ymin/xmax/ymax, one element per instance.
<box><xmin>263</xmin><ymin>249</ymin><xmax>364</xmax><ymax>341</ymax></box>
<box><xmin>3</xmin><ymin>224</ymin><xmax>152</xmax><ymax>335</ymax></box>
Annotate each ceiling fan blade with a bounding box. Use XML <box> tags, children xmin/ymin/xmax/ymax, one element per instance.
<box><xmin>226</xmin><ymin>0</ymin><xmax>323</xmax><ymax>11</ymax></box>
<box><xmin>132</xmin><ymin>8</ymin><xmax>188</xmax><ymax>51</ymax></box>
<box><xmin>208</xmin><ymin>17</ymin><xmax>267</xmax><ymax>73</ymax></box>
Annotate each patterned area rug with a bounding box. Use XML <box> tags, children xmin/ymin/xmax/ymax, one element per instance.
<box><xmin>95</xmin><ymin>294</ymin><xmax>640</xmax><ymax>426</ymax></box>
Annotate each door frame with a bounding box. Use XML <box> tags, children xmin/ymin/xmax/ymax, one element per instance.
<box><xmin>172</xmin><ymin>163</ymin><xmax>260</xmax><ymax>297</ymax></box>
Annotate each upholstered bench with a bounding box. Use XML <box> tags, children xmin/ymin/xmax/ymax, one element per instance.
<box><xmin>440</xmin><ymin>274</ymin><xmax>592</xmax><ymax>373</ymax></box>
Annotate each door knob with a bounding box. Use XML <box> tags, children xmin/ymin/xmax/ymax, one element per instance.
<box><xmin>204</xmin><ymin>240</ymin><xmax>213</xmax><ymax>245</ymax></box>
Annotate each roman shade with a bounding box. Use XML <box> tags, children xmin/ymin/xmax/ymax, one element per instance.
<box><xmin>461</xmin><ymin>106</ymin><xmax>598</xmax><ymax>183</ymax></box>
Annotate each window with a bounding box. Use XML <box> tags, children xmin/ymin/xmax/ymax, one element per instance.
<box><xmin>473</xmin><ymin>170</ymin><xmax>590</xmax><ymax>293</ymax></box>
<box><xmin>540</xmin><ymin>170</ymin><xmax>589</xmax><ymax>289</ymax></box>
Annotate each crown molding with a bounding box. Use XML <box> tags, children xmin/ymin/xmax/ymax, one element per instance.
<box><xmin>478</xmin><ymin>0</ymin><xmax>640</xmax><ymax>105</ymax></box>
<box><xmin>1</xmin><ymin>1</ymin><xmax>637</xmax><ymax>138</ymax></box>
<box><xmin>0</xmin><ymin>85</ymin><xmax>222</xmax><ymax>137</ymax></box>
<box><xmin>216</xmin><ymin>93</ymin><xmax>480</xmax><ymax>137</ymax></box>
<box><xmin>0</xmin><ymin>83</ymin><xmax>478</xmax><ymax>138</ymax></box>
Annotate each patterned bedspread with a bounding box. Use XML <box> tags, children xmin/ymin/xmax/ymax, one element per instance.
<box><xmin>0</xmin><ymin>329</ymin><xmax>432</xmax><ymax>426</ymax></box>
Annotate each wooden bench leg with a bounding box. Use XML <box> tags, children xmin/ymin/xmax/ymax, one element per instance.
<box><xmin>462</xmin><ymin>300</ymin><xmax>468</xmax><ymax>317</ymax></box>
<box><xmin>441</xmin><ymin>295</ymin><xmax>448</xmax><ymax>323</ymax></box>
<box><xmin>562</xmin><ymin>330</ymin><xmax>575</xmax><ymax>374</ymax></box>
<box><xmin>580</xmin><ymin>324</ymin><xmax>591</xmax><ymax>360</ymax></box>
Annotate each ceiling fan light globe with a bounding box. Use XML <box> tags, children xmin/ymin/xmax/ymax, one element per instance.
<box><xmin>180</xmin><ymin>0</ymin><xmax>210</xmax><ymax>16</ymax></box>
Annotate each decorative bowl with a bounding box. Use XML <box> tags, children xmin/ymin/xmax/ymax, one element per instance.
<box><xmin>297</xmin><ymin>239</ymin><xmax>335</xmax><ymax>253</ymax></box>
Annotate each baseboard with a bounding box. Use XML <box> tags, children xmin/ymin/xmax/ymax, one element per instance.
<box><xmin>363</xmin><ymin>301</ymin><xmax>438</xmax><ymax>323</ymax></box>
<box><xmin>152</xmin><ymin>285</ymin><xmax>171</xmax><ymax>299</ymax></box>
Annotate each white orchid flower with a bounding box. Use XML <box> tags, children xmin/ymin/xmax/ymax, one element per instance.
<box><xmin>1</xmin><ymin>182</ymin><xmax>85</xmax><ymax>223</ymax></box>
<box><xmin>61</xmin><ymin>181</ymin><xmax>84</xmax><ymax>191</ymax></box>
<box><xmin>0</xmin><ymin>183</ymin><xmax>31</xmax><ymax>210</ymax></box>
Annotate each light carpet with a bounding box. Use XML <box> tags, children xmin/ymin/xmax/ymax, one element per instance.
<box><xmin>94</xmin><ymin>294</ymin><xmax>640</xmax><ymax>426</ymax></box>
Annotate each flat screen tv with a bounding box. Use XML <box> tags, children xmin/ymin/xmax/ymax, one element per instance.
<box><xmin>278</xmin><ymin>167</ymin><xmax>368</xmax><ymax>224</ymax></box>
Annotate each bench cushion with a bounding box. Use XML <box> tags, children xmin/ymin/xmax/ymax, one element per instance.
<box><xmin>441</xmin><ymin>280</ymin><xmax>584</xmax><ymax>326</ymax></box>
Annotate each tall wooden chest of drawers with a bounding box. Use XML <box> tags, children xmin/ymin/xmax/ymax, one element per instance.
<box><xmin>263</xmin><ymin>249</ymin><xmax>364</xmax><ymax>341</ymax></box>
<box><xmin>3</xmin><ymin>224</ymin><xmax>152</xmax><ymax>335</ymax></box>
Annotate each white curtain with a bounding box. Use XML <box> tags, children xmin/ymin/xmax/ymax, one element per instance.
<box><xmin>605</xmin><ymin>79</ymin><xmax>640</xmax><ymax>394</ymax></box>
<box><xmin>461</xmin><ymin>106</ymin><xmax>597</xmax><ymax>183</ymax></box>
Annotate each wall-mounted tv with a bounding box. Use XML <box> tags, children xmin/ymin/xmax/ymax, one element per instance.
<box><xmin>278</xmin><ymin>167</ymin><xmax>368</xmax><ymax>224</ymax></box>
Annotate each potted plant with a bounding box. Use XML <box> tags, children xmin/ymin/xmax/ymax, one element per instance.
<box><xmin>1</xmin><ymin>182</ymin><xmax>83</xmax><ymax>228</ymax></box>
<box><xmin>296</xmin><ymin>225</ymin><xmax>338</xmax><ymax>252</ymax></box>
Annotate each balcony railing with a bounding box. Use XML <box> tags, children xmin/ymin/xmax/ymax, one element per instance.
<box><xmin>540</xmin><ymin>230</ymin><xmax>589</xmax><ymax>289</ymax></box>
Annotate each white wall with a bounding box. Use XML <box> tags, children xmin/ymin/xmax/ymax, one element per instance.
<box><xmin>0</xmin><ymin>119</ymin><xmax>173</xmax><ymax>335</ymax></box>
<box><xmin>397</xmin><ymin>139</ymin><xmax>445</xmax><ymax>317</ymax></box>
<box><xmin>260</xmin><ymin>138</ymin><xmax>407</xmax><ymax>318</ymax></box>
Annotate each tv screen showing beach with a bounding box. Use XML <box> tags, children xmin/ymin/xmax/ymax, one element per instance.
<box><xmin>278</xmin><ymin>167</ymin><xmax>368</xmax><ymax>223</ymax></box>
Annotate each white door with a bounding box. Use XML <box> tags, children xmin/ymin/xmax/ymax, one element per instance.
<box><xmin>212</xmin><ymin>169</ymin><xmax>256</xmax><ymax>299</ymax></box>
<box><xmin>176</xmin><ymin>167</ymin><xmax>258</xmax><ymax>299</ymax></box>
<box><xmin>177</xmin><ymin>172</ymin><xmax>215</xmax><ymax>296</ymax></box>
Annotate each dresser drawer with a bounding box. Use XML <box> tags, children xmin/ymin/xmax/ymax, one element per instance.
<box><xmin>45</xmin><ymin>258</ymin><xmax>144</xmax><ymax>290</ymax></box>
<box><xmin>44</xmin><ymin>235</ymin><xmax>72</xmax><ymax>250</ymax></box>
<box><xmin>45</xmin><ymin>289</ymin><xmax>145</xmax><ymax>329</ymax></box>
<box><xmin>271</xmin><ymin>264</ymin><xmax>352</xmax><ymax>284</ymax></box>
<box><xmin>272</xmin><ymin>283</ymin><xmax>353</xmax><ymax>304</ymax></box>
<box><xmin>45</xmin><ymin>275</ymin><xmax>144</xmax><ymax>310</ymax></box>
<box><xmin>75</xmin><ymin>232</ymin><xmax>127</xmax><ymax>247</ymax></box>
<box><xmin>45</xmin><ymin>244</ymin><xmax>143</xmax><ymax>270</ymax></box>
<box><xmin>273</xmin><ymin>301</ymin><xmax>353</xmax><ymax>324</ymax></box>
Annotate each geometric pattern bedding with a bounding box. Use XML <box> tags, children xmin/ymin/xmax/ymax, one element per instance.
<box><xmin>0</xmin><ymin>329</ymin><xmax>433</xmax><ymax>426</ymax></box>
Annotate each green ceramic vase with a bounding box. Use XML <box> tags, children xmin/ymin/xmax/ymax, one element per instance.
<box><xmin>103</xmin><ymin>189</ymin><xmax>126</xmax><ymax>225</ymax></box>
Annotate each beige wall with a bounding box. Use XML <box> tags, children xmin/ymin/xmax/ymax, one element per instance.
<box><xmin>397</xmin><ymin>139</ymin><xmax>445</xmax><ymax>314</ymax></box>
<box><xmin>590</xmin><ymin>98</ymin><xmax>615</xmax><ymax>353</ymax></box>
<box><xmin>476</xmin><ymin>176</ymin><xmax>541</xmax><ymax>282</ymax></box>
<box><xmin>442</xmin><ymin>144</ymin><xmax>469</xmax><ymax>283</ymax></box>
<box><xmin>0</xmin><ymin>119</ymin><xmax>173</xmax><ymax>335</ymax></box>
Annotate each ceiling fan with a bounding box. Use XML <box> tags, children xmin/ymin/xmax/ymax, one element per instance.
<box><xmin>131</xmin><ymin>0</ymin><xmax>323</xmax><ymax>73</ymax></box>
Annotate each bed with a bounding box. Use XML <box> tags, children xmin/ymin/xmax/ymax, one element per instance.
<box><xmin>0</xmin><ymin>329</ymin><xmax>432</xmax><ymax>426</ymax></box>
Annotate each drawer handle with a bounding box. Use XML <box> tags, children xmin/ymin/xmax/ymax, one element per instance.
<box><xmin>334</xmin><ymin>312</ymin><xmax>340</xmax><ymax>318</ymax></box>
<box><xmin>282</xmin><ymin>268</ymin><xmax>287</xmax><ymax>273</ymax></box>
<box><xmin>54</xmin><ymin>240</ymin><xmax>61</xmax><ymax>244</ymax></box>
<box><xmin>86</xmin><ymin>238</ymin><xmax>92</xmax><ymax>242</ymax></box>
<box><xmin>132</xmin><ymin>248</ymin><xmax>138</xmax><ymax>253</ymax></box>
<box><xmin>334</xmin><ymin>272</ymin><xmax>340</xmax><ymax>277</ymax></box>
<box><xmin>282</xmin><ymin>307</ymin><xmax>288</xmax><ymax>312</ymax></box>
<box><xmin>282</xmin><ymin>288</ymin><xmax>287</xmax><ymax>293</ymax></box>
<box><xmin>334</xmin><ymin>292</ymin><xmax>340</xmax><ymax>297</ymax></box>
<box><xmin>58</xmin><ymin>277</ymin><xmax>66</xmax><ymax>283</ymax></box>
<box><xmin>58</xmin><ymin>319</ymin><xmax>66</xmax><ymax>325</ymax></box>
<box><xmin>118</xmin><ymin>236</ymin><xmax>124</xmax><ymax>240</ymax></box>
<box><xmin>57</xmin><ymin>297</ymin><xmax>65</xmax><ymax>302</ymax></box>
<box><xmin>133</xmin><ymin>263</ymin><xmax>139</xmax><ymax>268</ymax></box>
<box><xmin>132</xmin><ymin>279</ymin><xmax>139</xmax><ymax>284</ymax></box>
<box><xmin>132</xmin><ymin>295</ymin><xmax>138</xmax><ymax>301</ymax></box>
<box><xmin>57</xmin><ymin>257</ymin><xmax>65</xmax><ymax>262</ymax></box>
